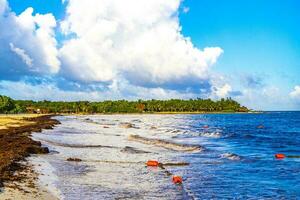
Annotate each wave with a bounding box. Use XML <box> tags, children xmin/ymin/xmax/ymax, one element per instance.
<box><xmin>221</xmin><ymin>153</ymin><xmax>241</xmax><ymax>161</ymax></box>
<box><xmin>37</xmin><ymin>139</ymin><xmax>118</xmax><ymax>149</ymax></box>
<box><xmin>200</xmin><ymin>132</ymin><xmax>222</xmax><ymax>138</ymax></box>
<box><xmin>120</xmin><ymin>146</ymin><xmax>150</xmax><ymax>154</ymax></box>
<box><xmin>128</xmin><ymin>135</ymin><xmax>204</xmax><ymax>152</ymax></box>
<box><xmin>82</xmin><ymin>118</ymin><xmax>117</xmax><ymax>126</ymax></box>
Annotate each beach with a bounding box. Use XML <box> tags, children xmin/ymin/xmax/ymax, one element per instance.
<box><xmin>0</xmin><ymin>113</ymin><xmax>299</xmax><ymax>199</ymax></box>
<box><xmin>0</xmin><ymin>115</ymin><xmax>60</xmax><ymax>199</ymax></box>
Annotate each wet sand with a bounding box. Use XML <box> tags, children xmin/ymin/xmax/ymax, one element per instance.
<box><xmin>0</xmin><ymin>115</ymin><xmax>60</xmax><ymax>199</ymax></box>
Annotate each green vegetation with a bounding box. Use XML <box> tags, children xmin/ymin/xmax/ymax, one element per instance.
<box><xmin>0</xmin><ymin>95</ymin><xmax>25</xmax><ymax>114</ymax></box>
<box><xmin>0</xmin><ymin>94</ymin><xmax>249</xmax><ymax>114</ymax></box>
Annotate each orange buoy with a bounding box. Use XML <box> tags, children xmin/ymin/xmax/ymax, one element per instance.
<box><xmin>146</xmin><ymin>160</ymin><xmax>160</xmax><ymax>167</ymax></box>
<box><xmin>172</xmin><ymin>176</ymin><xmax>183</xmax><ymax>184</ymax></box>
<box><xmin>275</xmin><ymin>154</ymin><xmax>285</xmax><ymax>159</ymax></box>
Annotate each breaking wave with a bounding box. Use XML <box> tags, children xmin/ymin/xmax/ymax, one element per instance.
<box><xmin>128</xmin><ymin>135</ymin><xmax>204</xmax><ymax>152</ymax></box>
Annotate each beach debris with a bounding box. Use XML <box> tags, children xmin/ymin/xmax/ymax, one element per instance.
<box><xmin>67</xmin><ymin>158</ymin><xmax>82</xmax><ymax>162</ymax></box>
<box><xmin>26</xmin><ymin>146</ymin><xmax>49</xmax><ymax>154</ymax></box>
<box><xmin>146</xmin><ymin>160</ymin><xmax>160</xmax><ymax>167</ymax></box>
<box><xmin>275</xmin><ymin>154</ymin><xmax>285</xmax><ymax>159</ymax></box>
<box><xmin>103</xmin><ymin>126</ymin><xmax>110</xmax><ymax>128</ymax></box>
<box><xmin>121</xmin><ymin>146</ymin><xmax>150</xmax><ymax>154</ymax></box>
<box><xmin>221</xmin><ymin>153</ymin><xmax>241</xmax><ymax>161</ymax></box>
<box><xmin>128</xmin><ymin>135</ymin><xmax>203</xmax><ymax>152</ymax></box>
<box><xmin>172</xmin><ymin>176</ymin><xmax>183</xmax><ymax>184</ymax></box>
<box><xmin>150</xmin><ymin>126</ymin><xmax>157</xmax><ymax>130</ymax></box>
<box><xmin>203</xmin><ymin>125</ymin><xmax>209</xmax><ymax>129</ymax></box>
<box><xmin>120</xmin><ymin>122</ymin><xmax>135</xmax><ymax>128</ymax></box>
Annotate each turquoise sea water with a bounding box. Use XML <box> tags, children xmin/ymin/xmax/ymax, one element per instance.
<box><xmin>32</xmin><ymin>112</ymin><xmax>300</xmax><ymax>199</ymax></box>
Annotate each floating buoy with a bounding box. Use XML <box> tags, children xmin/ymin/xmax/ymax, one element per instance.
<box><xmin>275</xmin><ymin>154</ymin><xmax>285</xmax><ymax>159</ymax></box>
<box><xmin>146</xmin><ymin>160</ymin><xmax>160</xmax><ymax>167</ymax></box>
<box><xmin>203</xmin><ymin>125</ymin><xmax>209</xmax><ymax>129</ymax></box>
<box><xmin>172</xmin><ymin>176</ymin><xmax>183</xmax><ymax>184</ymax></box>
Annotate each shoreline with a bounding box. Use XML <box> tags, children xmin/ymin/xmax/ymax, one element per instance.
<box><xmin>0</xmin><ymin>115</ymin><xmax>60</xmax><ymax>199</ymax></box>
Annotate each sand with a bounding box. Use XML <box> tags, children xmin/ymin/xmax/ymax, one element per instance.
<box><xmin>0</xmin><ymin>114</ymin><xmax>60</xmax><ymax>200</ymax></box>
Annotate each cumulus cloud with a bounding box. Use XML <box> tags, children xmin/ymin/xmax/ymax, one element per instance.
<box><xmin>0</xmin><ymin>0</ymin><xmax>228</xmax><ymax>101</ymax></box>
<box><xmin>290</xmin><ymin>85</ymin><xmax>300</xmax><ymax>100</ymax></box>
<box><xmin>0</xmin><ymin>0</ymin><xmax>60</xmax><ymax>80</ymax></box>
<box><xmin>59</xmin><ymin>0</ymin><xmax>223</xmax><ymax>88</ymax></box>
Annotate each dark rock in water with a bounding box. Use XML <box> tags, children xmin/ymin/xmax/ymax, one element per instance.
<box><xmin>67</xmin><ymin>158</ymin><xmax>82</xmax><ymax>162</ymax></box>
<box><xmin>121</xmin><ymin>146</ymin><xmax>150</xmax><ymax>154</ymax></box>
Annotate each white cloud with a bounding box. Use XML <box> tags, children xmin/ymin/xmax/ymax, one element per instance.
<box><xmin>9</xmin><ymin>43</ymin><xmax>33</xmax><ymax>68</ymax></box>
<box><xmin>0</xmin><ymin>0</ymin><xmax>228</xmax><ymax>101</ymax></box>
<box><xmin>59</xmin><ymin>0</ymin><xmax>223</xmax><ymax>87</ymax></box>
<box><xmin>211</xmin><ymin>83</ymin><xmax>232</xmax><ymax>98</ymax></box>
<box><xmin>290</xmin><ymin>85</ymin><xmax>300</xmax><ymax>100</ymax></box>
<box><xmin>234</xmin><ymin>86</ymin><xmax>298</xmax><ymax>110</ymax></box>
<box><xmin>0</xmin><ymin>0</ymin><xmax>60</xmax><ymax>76</ymax></box>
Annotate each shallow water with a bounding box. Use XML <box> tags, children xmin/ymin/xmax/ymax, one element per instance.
<box><xmin>32</xmin><ymin>112</ymin><xmax>300</xmax><ymax>199</ymax></box>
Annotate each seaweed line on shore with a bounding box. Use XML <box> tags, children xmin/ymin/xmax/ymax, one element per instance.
<box><xmin>0</xmin><ymin>115</ymin><xmax>60</xmax><ymax>191</ymax></box>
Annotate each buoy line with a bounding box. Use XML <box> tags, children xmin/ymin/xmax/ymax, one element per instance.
<box><xmin>146</xmin><ymin>160</ymin><xmax>195</xmax><ymax>200</ymax></box>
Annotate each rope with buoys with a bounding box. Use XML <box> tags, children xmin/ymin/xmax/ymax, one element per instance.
<box><xmin>146</xmin><ymin>160</ymin><xmax>195</xmax><ymax>200</ymax></box>
<box><xmin>275</xmin><ymin>153</ymin><xmax>300</xmax><ymax>159</ymax></box>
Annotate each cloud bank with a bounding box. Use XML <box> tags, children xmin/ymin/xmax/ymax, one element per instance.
<box><xmin>0</xmin><ymin>0</ymin><xmax>229</xmax><ymax>101</ymax></box>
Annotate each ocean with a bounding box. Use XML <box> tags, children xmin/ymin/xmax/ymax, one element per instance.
<box><xmin>31</xmin><ymin>112</ymin><xmax>300</xmax><ymax>199</ymax></box>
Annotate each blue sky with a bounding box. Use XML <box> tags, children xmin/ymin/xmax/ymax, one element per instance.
<box><xmin>180</xmin><ymin>0</ymin><xmax>300</xmax><ymax>88</ymax></box>
<box><xmin>1</xmin><ymin>0</ymin><xmax>300</xmax><ymax>110</ymax></box>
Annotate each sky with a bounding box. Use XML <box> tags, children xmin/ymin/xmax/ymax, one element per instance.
<box><xmin>0</xmin><ymin>0</ymin><xmax>299</xmax><ymax>110</ymax></box>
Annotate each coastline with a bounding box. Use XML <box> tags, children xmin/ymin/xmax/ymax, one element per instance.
<box><xmin>57</xmin><ymin>111</ymin><xmax>261</xmax><ymax>116</ymax></box>
<box><xmin>0</xmin><ymin>114</ymin><xmax>60</xmax><ymax>199</ymax></box>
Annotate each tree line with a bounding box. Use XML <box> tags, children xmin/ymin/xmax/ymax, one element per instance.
<box><xmin>0</xmin><ymin>94</ymin><xmax>249</xmax><ymax>114</ymax></box>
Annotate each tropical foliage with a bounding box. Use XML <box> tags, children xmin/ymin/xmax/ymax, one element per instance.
<box><xmin>0</xmin><ymin>95</ymin><xmax>26</xmax><ymax>113</ymax></box>
<box><xmin>0</xmin><ymin>95</ymin><xmax>249</xmax><ymax>114</ymax></box>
